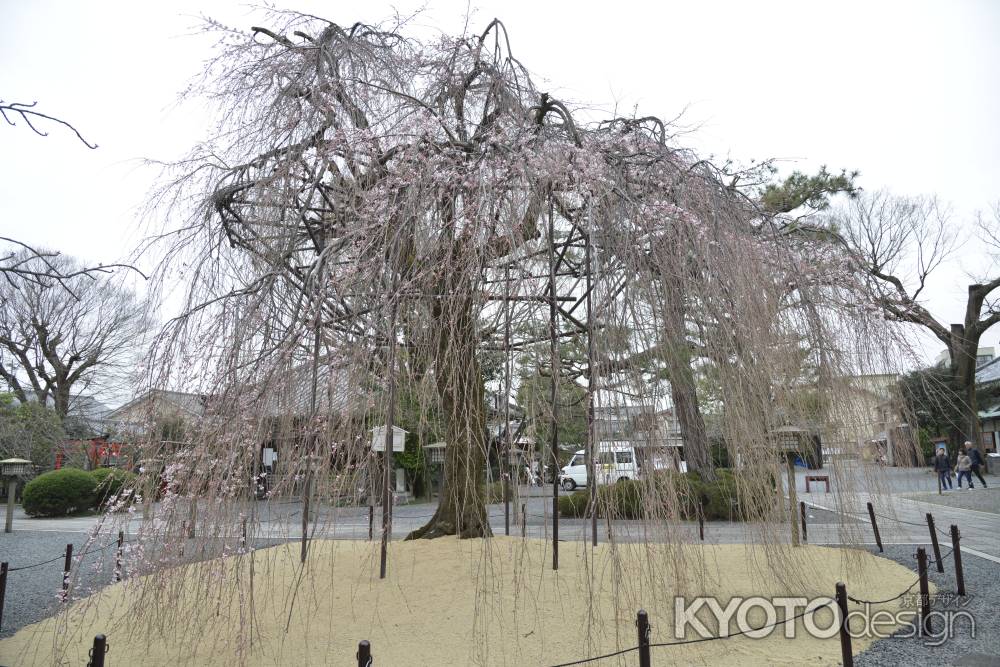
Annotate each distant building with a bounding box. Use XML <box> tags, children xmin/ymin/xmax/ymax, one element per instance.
<box><xmin>935</xmin><ymin>346</ymin><xmax>995</xmax><ymax>368</ymax></box>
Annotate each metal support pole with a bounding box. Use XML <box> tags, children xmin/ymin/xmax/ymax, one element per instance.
<box><xmin>521</xmin><ymin>503</ymin><xmax>526</xmax><ymax>539</ymax></box>
<box><xmin>866</xmin><ymin>502</ymin><xmax>883</xmax><ymax>552</ymax></box>
<box><xmin>547</xmin><ymin>193</ymin><xmax>559</xmax><ymax>571</ymax></box>
<box><xmin>380</xmin><ymin>303</ymin><xmax>398</xmax><ymax>580</ymax></box>
<box><xmin>799</xmin><ymin>501</ymin><xmax>808</xmax><ymax>543</ymax></box>
<box><xmin>584</xmin><ymin>229</ymin><xmax>598</xmax><ymax>548</ymax></box>
<box><xmin>357</xmin><ymin>640</ymin><xmax>371</xmax><ymax>667</ymax></box>
<box><xmin>62</xmin><ymin>543</ymin><xmax>73</xmax><ymax>598</ymax></box>
<box><xmin>835</xmin><ymin>582</ymin><xmax>853</xmax><ymax>667</ymax></box>
<box><xmin>368</xmin><ymin>505</ymin><xmax>374</xmax><ymax>541</ymax></box>
<box><xmin>926</xmin><ymin>513</ymin><xmax>943</xmax><ymax>573</ymax></box>
<box><xmin>950</xmin><ymin>524</ymin><xmax>966</xmax><ymax>596</ymax></box>
<box><xmin>917</xmin><ymin>547</ymin><xmax>931</xmax><ymax>636</ymax></box>
<box><xmin>698</xmin><ymin>515</ymin><xmax>704</xmax><ymax>541</ymax></box>
<box><xmin>90</xmin><ymin>634</ymin><xmax>107</xmax><ymax>667</ymax></box>
<box><xmin>503</xmin><ymin>263</ymin><xmax>512</xmax><ymax>538</ymax></box>
<box><xmin>637</xmin><ymin>609</ymin><xmax>651</xmax><ymax>667</ymax></box>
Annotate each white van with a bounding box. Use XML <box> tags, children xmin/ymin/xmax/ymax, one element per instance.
<box><xmin>559</xmin><ymin>442</ymin><xmax>639</xmax><ymax>491</ymax></box>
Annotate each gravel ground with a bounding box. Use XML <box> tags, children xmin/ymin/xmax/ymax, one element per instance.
<box><xmin>856</xmin><ymin>544</ymin><xmax>1000</xmax><ymax>666</ymax></box>
<box><xmin>0</xmin><ymin>531</ymin><xmax>118</xmax><ymax>640</ymax></box>
<box><xmin>903</xmin><ymin>488</ymin><xmax>1000</xmax><ymax>515</ymax></box>
<box><xmin>0</xmin><ymin>531</ymin><xmax>290</xmax><ymax>641</ymax></box>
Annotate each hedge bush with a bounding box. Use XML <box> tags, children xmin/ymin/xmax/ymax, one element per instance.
<box><xmin>22</xmin><ymin>468</ymin><xmax>97</xmax><ymax>517</ymax></box>
<box><xmin>91</xmin><ymin>467</ymin><xmax>137</xmax><ymax>510</ymax></box>
<box><xmin>557</xmin><ymin>469</ymin><xmax>748</xmax><ymax>521</ymax></box>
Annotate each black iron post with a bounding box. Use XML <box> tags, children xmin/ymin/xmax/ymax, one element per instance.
<box><xmin>800</xmin><ymin>501</ymin><xmax>808</xmax><ymax>543</ymax></box>
<box><xmin>926</xmin><ymin>513</ymin><xmax>943</xmax><ymax>573</ymax></box>
<box><xmin>89</xmin><ymin>634</ymin><xmax>107</xmax><ymax>667</ymax></box>
<box><xmin>357</xmin><ymin>640</ymin><xmax>371</xmax><ymax>666</ymax></box>
<box><xmin>637</xmin><ymin>609</ymin><xmax>651</xmax><ymax>667</ymax></box>
<box><xmin>835</xmin><ymin>582</ymin><xmax>853</xmax><ymax>667</ymax></box>
<box><xmin>866</xmin><ymin>502</ymin><xmax>883</xmax><ymax>552</ymax></box>
<box><xmin>62</xmin><ymin>543</ymin><xmax>73</xmax><ymax>598</ymax></box>
<box><xmin>950</xmin><ymin>524</ymin><xmax>966</xmax><ymax>596</ymax></box>
<box><xmin>917</xmin><ymin>547</ymin><xmax>931</xmax><ymax>636</ymax></box>
<box><xmin>0</xmin><ymin>561</ymin><xmax>7</xmax><ymax>630</ymax></box>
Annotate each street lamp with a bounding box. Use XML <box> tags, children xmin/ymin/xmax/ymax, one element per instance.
<box><xmin>1</xmin><ymin>458</ymin><xmax>34</xmax><ymax>533</ymax></box>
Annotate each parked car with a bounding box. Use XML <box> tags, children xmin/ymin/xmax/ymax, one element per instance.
<box><xmin>559</xmin><ymin>442</ymin><xmax>639</xmax><ymax>491</ymax></box>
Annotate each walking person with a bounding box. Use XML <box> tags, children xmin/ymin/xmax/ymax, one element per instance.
<box><xmin>966</xmin><ymin>440</ymin><xmax>989</xmax><ymax>488</ymax></box>
<box><xmin>956</xmin><ymin>447</ymin><xmax>974</xmax><ymax>490</ymax></box>
<box><xmin>934</xmin><ymin>447</ymin><xmax>953</xmax><ymax>491</ymax></box>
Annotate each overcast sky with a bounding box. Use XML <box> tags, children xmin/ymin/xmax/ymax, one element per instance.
<box><xmin>2</xmin><ymin>0</ymin><xmax>999</xmax><ymax>363</ymax></box>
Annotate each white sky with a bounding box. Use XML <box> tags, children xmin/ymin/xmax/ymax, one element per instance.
<box><xmin>2</xmin><ymin>0</ymin><xmax>999</xmax><ymax>364</ymax></box>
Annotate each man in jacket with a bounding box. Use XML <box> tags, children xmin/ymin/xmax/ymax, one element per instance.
<box><xmin>965</xmin><ymin>441</ymin><xmax>988</xmax><ymax>488</ymax></box>
<box><xmin>933</xmin><ymin>447</ymin><xmax>953</xmax><ymax>491</ymax></box>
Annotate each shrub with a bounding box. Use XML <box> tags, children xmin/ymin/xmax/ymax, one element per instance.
<box><xmin>91</xmin><ymin>467</ymin><xmax>137</xmax><ymax>510</ymax></box>
<box><xmin>558</xmin><ymin>490</ymin><xmax>589</xmax><ymax>518</ymax></box>
<box><xmin>22</xmin><ymin>468</ymin><xmax>97</xmax><ymax>517</ymax></box>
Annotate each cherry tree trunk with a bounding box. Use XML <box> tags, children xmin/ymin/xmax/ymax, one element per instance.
<box><xmin>406</xmin><ymin>294</ymin><xmax>491</xmax><ymax>540</ymax></box>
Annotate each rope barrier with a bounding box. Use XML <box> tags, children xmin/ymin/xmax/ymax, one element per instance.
<box><xmin>847</xmin><ymin>577</ymin><xmax>920</xmax><ymax>605</ymax></box>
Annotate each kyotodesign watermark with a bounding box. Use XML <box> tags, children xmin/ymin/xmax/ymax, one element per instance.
<box><xmin>674</xmin><ymin>595</ymin><xmax>975</xmax><ymax>647</ymax></box>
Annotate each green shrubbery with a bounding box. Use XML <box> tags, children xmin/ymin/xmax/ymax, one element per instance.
<box><xmin>22</xmin><ymin>468</ymin><xmax>97</xmax><ymax>517</ymax></box>
<box><xmin>558</xmin><ymin>468</ymin><xmax>756</xmax><ymax>522</ymax></box>
<box><xmin>91</xmin><ymin>467</ymin><xmax>137</xmax><ymax>510</ymax></box>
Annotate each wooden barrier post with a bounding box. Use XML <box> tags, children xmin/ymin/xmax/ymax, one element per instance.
<box><xmin>116</xmin><ymin>531</ymin><xmax>124</xmax><ymax>582</ymax></box>
<box><xmin>61</xmin><ymin>543</ymin><xmax>73</xmax><ymax>599</ymax></box>
<box><xmin>357</xmin><ymin>639</ymin><xmax>371</xmax><ymax>666</ymax></box>
<box><xmin>835</xmin><ymin>582</ymin><xmax>853</xmax><ymax>667</ymax></box>
<box><xmin>698</xmin><ymin>515</ymin><xmax>704</xmax><ymax>541</ymax></box>
<box><xmin>950</xmin><ymin>524</ymin><xmax>966</xmax><ymax>596</ymax></box>
<box><xmin>0</xmin><ymin>561</ymin><xmax>7</xmax><ymax>631</ymax></box>
<box><xmin>799</xmin><ymin>501</ymin><xmax>808</xmax><ymax>543</ymax></box>
<box><xmin>916</xmin><ymin>547</ymin><xmax>931</xmax><ymax>636</ymax></box>
<box><xmin>637</xmin><ymin>609</ymin><xmax>651</xmax><ymax>667</ymax></box>
<box><xmin>866</xmin><ymin>502</ymin><xmax>883</xmax><ymax>552</ymax></box>
<box><xmin>368</xmin><ymin>505</ymin><xmax>374</xmax><ymax>541</ymax></box>
<box><xmin>926</xmin><ymin>513</ymin><xmax>943</xmax><ymax>573</ymax></box>
<box><xmin>90</xmin><ymin>634</ymin><xmax>107</xmax><ymax>667</ymax></box>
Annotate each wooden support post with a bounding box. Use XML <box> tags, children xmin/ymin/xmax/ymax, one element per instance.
<box><xmin>637</xmin><ymin>609</ymin><xmax>651</xmax><ymax>667</ymax></box>
<box><xmin>835</xmin><ymin>582</ymin><xmax>853</xmax><ymax>667</ymax></box>
<box><xmin>866</xmin><ymin>502</ymin><xmax>883</xmax><ymax>552</ymax></box>
<box><xmin>90</xmin><ymin>634</ymin><xmax>107</xmax><ymax>667</ymax></box>
<box><xmin>61</xmin><ymin>543</ymin><xmax>73</xmax><ymax>598</ymax></box>
<box><xmin>917</xmin><ymin>547</ymin><xmax>931</xmax><ymax>636</ymax></box>
<box><xmin>357</xmin><ymin>640</ymin><xmax>371</xmax><ymax>667</ymax></box>
<box><xmin>799</xmin><ymin>501</ymin><xmax>808</xmax><ymax>543</ymax></box>
<box><xmin>926</xmin><ymin>513</ymin><xmax>943</xmax><ymax>573</ymax></box>
<box><xmin>950</xmin><ymin>524</ymin><xmax>966</xmax><ymax>596</ymax></box>
<box><xmin>0</xmin><ymin>561</ymin><xmax>7</xmax><ymax>631</ymax></box>
<box><xmin>368</xmin><ymin>505</ymin><xmax>374</xmax><ymax>541</ymax></box>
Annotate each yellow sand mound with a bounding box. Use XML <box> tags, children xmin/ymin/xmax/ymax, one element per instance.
<box><xmin>0</xmin><ymin>538</ymin><xmax>925</xmax><ymax>666</ymax></box>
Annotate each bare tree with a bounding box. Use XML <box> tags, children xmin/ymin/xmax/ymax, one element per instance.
<box><xmin>0</xmin><ymin>252</ymin><xmax>152</xmax><ymax>418</ymax></box>
<box><xmin>826</xmin><ymin>190</ymin><xmax>999</xmax><ymax>446</ymax></box>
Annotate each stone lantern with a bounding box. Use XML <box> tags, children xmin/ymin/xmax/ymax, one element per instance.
<box><xmin>1</xmin><ymin>458</ymin><xmax>34</xmax><ymax>533</ymax></box>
